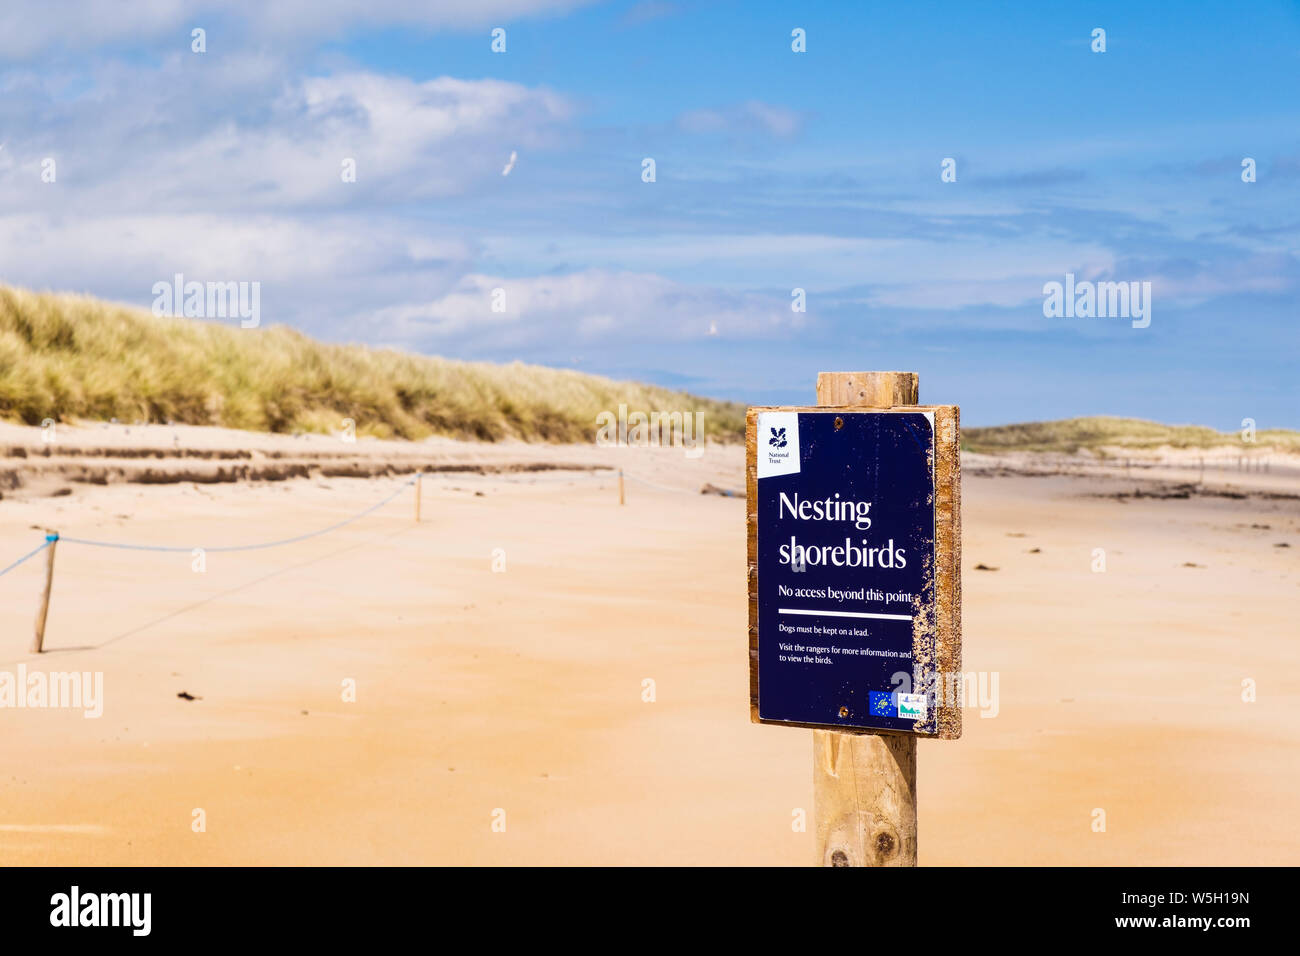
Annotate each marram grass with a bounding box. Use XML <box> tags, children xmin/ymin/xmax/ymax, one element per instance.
<box><xmin>0</xmin><ymin>286</ymin><xmax>745</xmax><ymax>442</ymax></box>
<box><xmin>964</xmin><ymin>416</ymin><xmax>1300</xmax><ymax>454</ymax></box>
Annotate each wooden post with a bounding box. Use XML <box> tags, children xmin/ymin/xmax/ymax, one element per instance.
<box><xmin>618</xmin><ymin>469</ymin><xmax>625</xmax><ymax>506</ymax></box>
<box><xmin>812</xmin><ymin>372</ymin><xmax>919</xmax><ymax>867</ymax></box>
<box><xmin>414</xmin><ymin>473</ymin><xmax>422</xmax><ymax>522</ymax></box>
<box><xmin>31</xmin><ymin>532</ymin><xmax>58</xmax><ymax>654</ymax></box>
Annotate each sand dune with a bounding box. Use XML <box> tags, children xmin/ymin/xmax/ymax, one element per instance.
<box><xmin>0</xmin><ymin>423</ymin><xmax>1296</xmax><ymax>865</ymax></box>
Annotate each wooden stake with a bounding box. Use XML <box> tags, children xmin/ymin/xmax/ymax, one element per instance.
<box><xmin>415</xmin><ymin>473</ymin><xmax>422</xmax><ymax>522</ymax></box>
<box><xmin>618</xmin><ymin>469</ymin><xmax>625</xmax><ymax>506</ymax></box>
<box><xmin>812</xmin><ymin>372</ymin><xmax>919</xmax><ymax>867</ymax></box>
<box><xmin>31</xmin><ymin>532</ymin><xmax>58</xmax><ymax>654</ymax></box>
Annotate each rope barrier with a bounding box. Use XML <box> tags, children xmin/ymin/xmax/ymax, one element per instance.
<box><xmin>0</xmin><ymin>539</ymin><xmax>51</xmax><ymax>578</ymax></box>
<box><xmin>622</xmin><ymin>473</ymin><xmax>697</xmax><ymax>494</ymax></box>
<box><xmin>485</xmin><ymin>468</ymin><xmax>701</xmax><ymax>494</ymax></box>
<box><xmin>55</xmin><ymin>474</ymin><xmax>420</xmax><ymax>554</ymax></box>
<box><xmin>490</xmin><ymin>470</ymin><xmax>612</xmax><ymax>484</ymax></box>
<box><xmin>1</xmin><ymin>465</ymin><xmax>726</xmax><ymax>598</ymax></box>
<box><xmin>1</xmin><ymin>464</ymin><xmax>745</xmax><ymax>653</ymax></box>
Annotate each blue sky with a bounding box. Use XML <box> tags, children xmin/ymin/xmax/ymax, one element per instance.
<box><xmin>1</xmin><ymin>0</ymin><xmax>1296</xmax><ymax>427</ymax></box>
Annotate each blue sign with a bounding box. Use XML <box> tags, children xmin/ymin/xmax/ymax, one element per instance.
<box><xmin>753</xmin><ymin>410</ymin><xmax>939</xmax><ymax>734</ymax></box>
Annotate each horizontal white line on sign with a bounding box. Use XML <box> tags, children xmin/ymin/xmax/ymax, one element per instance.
<box><xmin>778</xmin><ymin>608</ymin><xmax>913</xmax><ymax>621</ymax></box>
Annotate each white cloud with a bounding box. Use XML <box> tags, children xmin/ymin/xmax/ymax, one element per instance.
<box><xmin>0</xmin><ymin>208</ymin><xmax>803</xmax><ymax>353</ymax></box>
<box><xmin>365</xmin><ymin>270</ymin><xmax>800</xmax><ymax>348</ymax></box>
<box><xmin>677</xmin><ymin>100</ymin><xmax>805</xmax><ymax>139</ymax></box>
<box><xmin>477</xmin><ymin>232</ymin><xmax>1127</xmax><ymax>302</ymax></box>
<box><xmin>0</xmin><ymin>67</ymin><xmax>572</xmax><ymax>212</ymax></box>
<box><xmin>0</xmin><ymin>211</ymin><xmax>474</xmax><ymax>333</ymax></box>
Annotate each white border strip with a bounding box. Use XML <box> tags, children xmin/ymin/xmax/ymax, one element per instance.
<box><xmin>778</xmin><ymin>608</ymin><xmax>913</xmax><ymax>621</ymax></box>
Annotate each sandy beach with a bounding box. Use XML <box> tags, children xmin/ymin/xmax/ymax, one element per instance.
<box><xmin>1</xmin><ymin>423</ymin><xmax>1296</xmax><ymax>865</ymax></box>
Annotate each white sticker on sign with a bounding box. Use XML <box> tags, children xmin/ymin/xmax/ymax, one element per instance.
<box><xmin>756</xmin><ymin>412</ymin><xmax>801</xmax><ymax>479</ymax></box>
<box><xmin>898</xmin><ymin>693</ymin><xmax>927</xmax><ymax>720</ymax></box>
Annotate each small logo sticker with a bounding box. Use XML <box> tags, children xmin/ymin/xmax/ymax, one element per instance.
<box><xmin>756</xmin><ymin>412</ymin><xmax>800</xmax><ymax>479</ymax></box>
<box><xmin>869</xmin><ymin>691</ymin><xmax>894</xmax><ymax>717</ymax></box>
<box><xmin>898</xmin><ymin>693</ymin><xmax>927</xmax><ymax>720</ymax></box>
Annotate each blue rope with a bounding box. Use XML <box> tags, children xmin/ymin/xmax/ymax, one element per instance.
<box><xmin>0</xmin><ymin>539</ymin><xmax>51</xmax><ymax>578</ymax></box>
<box><xmin>622</xmin><ymin>473</ymin><xmax>694</xmax><ymax>494</ymax></box>
<box><xmin>7</xmin><ymin>468</ymin><xmax>721</xmax><ymax>569</ymax></box>
<box><xmin>58</xmin><ymin>475</ymin><xmax>419</xmax><ymax>554</ymax></box>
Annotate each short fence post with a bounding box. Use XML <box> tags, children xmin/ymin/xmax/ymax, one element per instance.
<box><xmin>618</xmin><ymin>469</ymin><xmax>625</xmax><ymax>506</ymax></box>
<box><xmin>31</xmin><ymin>532</ymin><xmax>58</xmax><ymax>654</ymax></box>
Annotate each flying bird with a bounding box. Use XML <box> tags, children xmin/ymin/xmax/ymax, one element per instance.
<box><xmin>502</xmin><ymin>150</ymin><xmax>517</xmax><ymax>176</ymax></box>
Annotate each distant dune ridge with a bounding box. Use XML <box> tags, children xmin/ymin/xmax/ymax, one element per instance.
<box><xmin>964</xmin><ymin>416</ymin><xmax>1300</xmax><ymax>454</ymax></box>
<box><xmin>0</xmin><ymin>285</ymin><xmax>745</xmax><ymax>442</ymax></box>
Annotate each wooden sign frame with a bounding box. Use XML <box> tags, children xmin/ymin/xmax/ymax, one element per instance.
<box><xmin>746</xmin><ymin>404</ymin><xmax>962</xmax><ymax>739</ymax></box>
